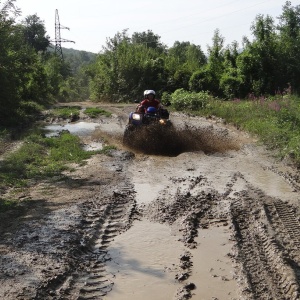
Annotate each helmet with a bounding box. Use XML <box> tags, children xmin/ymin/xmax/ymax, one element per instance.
<box><xmin>144</xmin><ymin>89</ymin><xmax>155</xmax><ymax>96</ymax></box>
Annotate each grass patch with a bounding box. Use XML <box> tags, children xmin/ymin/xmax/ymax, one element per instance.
<box><xmin>84</xmin><ymin>107</ymin><xmax>112</xmax><ymax>118</ymax></box>
<box><xmin>169</xmin><ymin>89</ymin><xmax>300</xmax><ymax>165</ymax></box>
<box><xmin>0</xmin><ymin>132</ymin><xmax>94</xmax><ymax>189</ymax></box>
<box><xmin>49</xmin><ymin>107</ymin><xmax>80</xmax><ymax>119</ymax></box>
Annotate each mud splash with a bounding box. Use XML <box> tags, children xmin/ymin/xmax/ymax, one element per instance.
<box><xmin>123</xmin><ymin>123</ymin><xmax>240</xmax><ymax>156</ymax></box>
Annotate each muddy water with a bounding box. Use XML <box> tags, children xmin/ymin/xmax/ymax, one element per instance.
<box><xmin>105</xmin><ymin>220</ymin><xmax>183</xmax><ymax>300</ymax></box>
<box><xmin>105</xmin><ymin>162</ymin><xmax>183</xmax><ymax>300</ymax></box>
<box><xmin>105</xmin><ymin>134</ymin><xmax>298</xmax><ymax>299</ymax></box>
<box><xmin>44</xmin><ymin>121</ymin><xmax>104</xmax><ymax>151</ymax></box>
<box><xmin>191</xmin><ymin>226</ymin><xmax>238</xmax><ymax>299</ymax></box>
<box><xmin>3</xmin><ymin>105</ymin><xmax>300</xmax><ymax>299</ymax></box>
<box><xmin>49</xmin><ymin>112</ymin><xmax>299</xmax><ymax>299</ymax></box>
<box><xmin>44</xmin><ymin>121</ymin><xmax>101</xmax><ymax>136</ymax></box>
<box><xmin>104</xmin><ymin>153</ymin><xmax>240</xmax><ymax>299</ymax></box>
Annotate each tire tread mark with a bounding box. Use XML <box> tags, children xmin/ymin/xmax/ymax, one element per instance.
<box><xmin>35</xmin><ymin>186</ymin><xmax>136</xmax><ymax>300</ymax></box>
<box><xmin>230</xmin><ymin>188</ymin><xmax>300</xmax><ymax>300</ymax></box>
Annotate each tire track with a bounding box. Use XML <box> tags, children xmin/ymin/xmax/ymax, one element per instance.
<box><xmin>35</xmin><ymin>185</ymin><xmax>136</xmax><ymax>300</ymax></box>
<box><xmin>230</xmin><ymin>187</ymin><xmax>300</xmax><ymax>299</ymax></box>
<box><xmin>273</xmin><ymin>200</ymin><xmax>300</xmax><ymax>248</ymax></box>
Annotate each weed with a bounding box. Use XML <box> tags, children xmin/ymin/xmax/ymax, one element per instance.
<box><xmin>84</xmin><ymin>107</ymin><xmax>112</xmax><ymax>118</ymax></box>
<box><xmin>170</xmin><ymin>89</ymin><xmax>300</xmax><ymax>165</ymax></box>
<box><xmin>0</xmin><ymin>132</ymin><xmax>94</xmax><ymax>189</ymax></box>
<box><xmin>98</xmin><ymin>145</ymin><xmax>117</xmax><ymax>156</ymax></box>
<box><xmin>49</xmin><ymin>107</ymin><xmax>80</xmax><ymax>119</ymax></box>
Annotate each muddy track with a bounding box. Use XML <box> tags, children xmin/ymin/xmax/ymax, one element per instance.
<box><xmin>141</xmin><ymin>165</ymin><xmax>300</xmax><ymax>299</ymax></box>
<box><xmin>34</xmin><ymin>183</ymin><xmax>137</xmax><ymax>300</ymax></box>
<box><xmin>2</xmin><ymin>103</ymin><xmax>300</xmax><ymax>299</ymax></box>
<box><xmin>230</xmin><ymin>186</ymin><xmax>300</xmax><ymax>299</ymax></box>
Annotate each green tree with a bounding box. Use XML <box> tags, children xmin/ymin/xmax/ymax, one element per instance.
<box><xmin>90</xmin><ymin>30</ymin><xmax>167</xmax><ymax>101</ymax></box>
<box><xmin>219</xmin><ymin>41</ymin><xmax>244</xmax><ymax>99</ymax></box>
<box><xmin>20</xmin><ymin>14</ymin><xmax>50</xmax><ymax>52</ymax></box>
<box><xmin>277</xmin><ymin>1</ymin><xmax>300</xmax><ymax>94</ymax></box>
<box><xmin>190</xmin><ymin>29</ymin><xmax>224</xmax><ymax>96</ymax></box>
<box><xmin>131</xmin><ymin>30</ymin><xmax>166</xmax><ymax>53</ymax></box>
<box><xmin>166</xmin><ymin>41</ymin><xmax>206</xmax><ymax>91</ymax></box>
<box><xmin>0</xmin><ymin>0</ymin><xmax>23</xmax><ymax>124</ymax></box>
<box><xmin>236</xmin><ymin>14</ymin><xmax>279</xmax><ymax>96</ymax></box>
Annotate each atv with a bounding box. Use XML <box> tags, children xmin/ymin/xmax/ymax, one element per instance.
<box><xmin>123</xmin><ymin>102</ymin><xmax>171</xmax><ymax>147</ymax></box>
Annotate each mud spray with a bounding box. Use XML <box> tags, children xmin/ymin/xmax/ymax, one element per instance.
<box><xmin>123</xmin><ymin>123</ymin><xmax>240</xmax><ymax>156</ymax></box>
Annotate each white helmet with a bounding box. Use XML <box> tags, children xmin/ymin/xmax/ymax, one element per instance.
<box><xmin>144</xmin><ymin>89</ymin><xmax>155</xmax><ymax>96</ymax></box>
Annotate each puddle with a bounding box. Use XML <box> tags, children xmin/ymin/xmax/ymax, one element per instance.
<box><xmin>242</xmin><ymin>164</ymin><xmax>295</xmax><ymax>198</ymax></box>
<box><xmin>133</xmin><ymin>182</ymin><xmax>166</xmax><ymax>204</ymax></box>
<box><xmin>190</xmin><ymin>226</ymin><xmax>238</xmax><ymax>299</ymax></box>
<box><xmin>105</xmin><ymin>220</ymin><xmax>183</xmax><ymax>300</ymax></box>
<box><xmin>44</xmin><ymin>121</ymin><xmax>100</xmax><ymax>137</ymax></box>
<box><xmin>44</xmin><ymin>121</ymin><xmax>104</xmax><ymax>151</ymax></box>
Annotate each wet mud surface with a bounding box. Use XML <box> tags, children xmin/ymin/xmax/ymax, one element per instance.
<box><xmin>1</xmin><ymin>102</ymin><xmax>300</xmax><ymax>299</ymax></box>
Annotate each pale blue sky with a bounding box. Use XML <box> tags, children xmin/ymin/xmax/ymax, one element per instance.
<box><xmin>14</xmin><ymin>0</ymin><xmax>289</xmax><ymax>53</ymax></box>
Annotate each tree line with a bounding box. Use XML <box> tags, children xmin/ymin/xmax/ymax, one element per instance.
<box><xmin>0</xmin><ymin>0</ymin><xmax>95</xmax><ymax>126</ymax></box>
<box><xmin>90</xmin><ymin>1</ymin><xmax>300</xmax><ymax>101</ymax></box>
<box><xmin>0</xmin><ymin>0</ymin><xmax>299</xmax><ymax>126</ymax></box>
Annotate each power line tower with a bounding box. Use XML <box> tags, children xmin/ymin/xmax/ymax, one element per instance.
<box><xmin>54</xmin><ymin>9</ymin><xmax>75</xmax><ymax>60</ymax></box>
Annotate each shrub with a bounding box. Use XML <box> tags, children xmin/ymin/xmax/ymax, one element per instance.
<box><xmin>13</xmin><ymin>101</ymin><xmax>44</xmax><ymax>124</ymax></box>
<box><xmin>170</xmin><ymin>88</ymin><xmax>213</xmax><ymax>110</ymax></box>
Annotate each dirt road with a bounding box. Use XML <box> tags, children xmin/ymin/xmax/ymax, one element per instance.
<box><xmin>1</xmin><ymin>103</ymin><xmax>300</xmax><ymax>300</ymax></box>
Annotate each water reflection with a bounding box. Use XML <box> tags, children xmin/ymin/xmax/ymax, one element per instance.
<box><xmin>44</xmin><ymin>121</ymin><xmax>103</xmax><ymax>151</ymax></box>
<box><xmin>44</xmin><ymin>121</ymin><xmax>100</xmax><ymax>137</ymax></box>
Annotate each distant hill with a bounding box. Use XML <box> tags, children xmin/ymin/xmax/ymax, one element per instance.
<box><xmin>62</xmin><ymin>47</ymin><xmax>97</xmax><ymax>59</ymax></box>
<box><xmin>48</xmin><ymin>44</ymin><xmax>97</xmax><ymax>73</ymax></box>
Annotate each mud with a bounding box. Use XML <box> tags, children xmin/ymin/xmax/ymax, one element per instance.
<box><xmin>1</xmin><ymin>102</ymin><xmax>300</xmax><ymax>299</ymax></box>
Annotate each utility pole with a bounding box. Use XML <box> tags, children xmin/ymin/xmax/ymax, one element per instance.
<box><xmin>54</xmin><ymin>9</ymin><xmax>75</xmax><ymax>60</ymax></box>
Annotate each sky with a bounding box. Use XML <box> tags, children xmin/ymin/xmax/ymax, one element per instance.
<box><xmin>12</xmin><ymin>0</ymin><xmax>290</xmax><ymax>54</ymax></box>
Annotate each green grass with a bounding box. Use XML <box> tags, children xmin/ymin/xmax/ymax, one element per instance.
<box><xmin>0</xmin><ymin>129</ymin><xmax>119</xmax><ymax>212</ymax></box>
<box><xmin>0</xmin><ymin>132</ymin><xmax>95</xmax><ymax>189</ymax></box>
<box><xmin>50</xmin><ymin>107</ymin><xmax>80</xmax><ymax>119</ymax></box>
<box><xmin>84</xmin><ymin>107</ymin><xmax>112</xmax><ymax>118</ymax></box>
<box><xmin>170</xmin><ymin>89</ymin><xmax>300</xmax><ymax>165</ymax></box>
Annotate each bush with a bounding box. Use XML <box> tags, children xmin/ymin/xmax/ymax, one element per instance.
<box><xmin>170</xmin><ymin>88</ymin><xmax>213</xmax><ymax>110</ymax></box>
<box><xmin>9</xmin><ymin>101</ymin><xmax>44</xmax><ymax>125</ymax></box>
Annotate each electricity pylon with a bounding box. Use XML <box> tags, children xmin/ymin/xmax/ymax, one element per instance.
<box><xmin>54</xmin><ymin>9</ymin><xmax>75</xmax><ymax>60</ymax></box>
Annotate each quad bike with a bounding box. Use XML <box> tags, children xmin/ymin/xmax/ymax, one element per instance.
<box><xmin>123</xmin><ymin>102</ymin><xmax>172</xmax><ymax>146</ymax></box>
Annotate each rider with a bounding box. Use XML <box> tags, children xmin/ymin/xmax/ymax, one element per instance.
<box><xmin>136</xmin><ymin>90</ymin><xmax>161</xmax><ymax>113</ymax></box>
